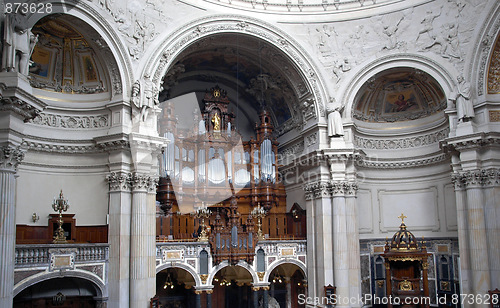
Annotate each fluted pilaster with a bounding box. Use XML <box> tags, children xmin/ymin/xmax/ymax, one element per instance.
<box><xmin>130</xmin><ymin>173</ymin><xmax>158</xmax><ymax>308</ymax></box>
<box><xmin>106</xmin><ymin>172</ymin><xmax>132</xmax><ymax>308</ymax></box>
<box><xmin>0</xmin><ymin>146</ymin><xmax>24</xmax><ymax>307</ymax></box>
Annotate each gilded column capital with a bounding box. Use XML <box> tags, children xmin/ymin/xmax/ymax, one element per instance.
<box><xmin>0</xmin><ymin>145</ymin><xmax>25</xmax><ymax>172</ymax></box>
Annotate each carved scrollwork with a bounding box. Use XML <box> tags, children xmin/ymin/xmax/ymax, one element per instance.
<box><xmin>451</xmin><ymin>168</ymin><xmax>500</xmax><ymax>190</ymax></box>
<box><xmin>106</xmin><ymin>172</ymin><xmax>132</xmax><ymax>192</ymax></box>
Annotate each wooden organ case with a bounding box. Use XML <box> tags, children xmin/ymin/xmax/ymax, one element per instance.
<box><xmin>156</xmin><ymin>86</ymin><xmax>293</xmax><ymax>265</ymax></box>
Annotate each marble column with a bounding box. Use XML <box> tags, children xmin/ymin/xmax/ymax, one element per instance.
<box><xmin>194</xmin><ymin>290</ymin><xmax>201</xmax><ymax>308</ymax></box>
<box><xmin>252</xmin><ymin>287</ymin><xmax>259</xmax><ymax>308</ymax></box>
<box><xmin>106</xmin><ymin>172</ymin><xmax>132</xmax><ymax>308</ymax></box>
<box><xmin>332</xmin><ymin>182</ymin><xmax>349</xmax><ymax>307</ymax></box>
<box><xmin>463</xmin><ymin>171</ymin><xmax>491</xmax><ymax>303</ymax></box>
<box><xmin>483</xmin><ymin>169</ymin><xmax>500</xmax><ymax>289</ymax></box>
<box><xmin>304</xmin><ymin>181</ymin><xmax>333</xmax><ymax>300</ymax></box>
<box><xmin>263</xmin><ymin>286</ymin><xmax>269</xmax><ymax>308</ymax></box>
<box><xmin>130</xmin><ymin>174</ymin><xmax>158</xmax><ymax>308</ymax></box>
<box><xmin>0</xmin><ymin>146</ymin><xmax>24</xmax><ymax>307</ymax></box>
<box><xmin>451</xmin><ymin>174</ymin><xmax>472</xmax><ymax>300</ymax></box>
<box><xmin>345</xmin><ymin>183</ymin><xmax>361</xmax><ymax>307</ymax></box>
<box><xmin>206</xmin><ymin>290</ymin><xmax>213</xmax><ymax>308</ymax></box>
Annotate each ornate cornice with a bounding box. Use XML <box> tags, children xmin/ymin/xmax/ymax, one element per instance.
<box><xmin>442</xmin><ymin>132</ymin><xmax>500</xmax><ymax>153</ymax></box>
<box><xmin>0</xmin><ymin>146</ymin><xmax>25</xmax><ymax>172</ymax></box>
<box><xmin>0</xmin><ymin>97</ymin><xmax>41</xmax><ymax>122</ymax></box>
<box><xmin>451</xmin><ymin>168</ymin><xmax>500</xmax><ymax>190</ymax></box>
<box><xmin>21</xmin><ymin>134</ymin><xmax>131</xmax><ymax>154</ymax></box>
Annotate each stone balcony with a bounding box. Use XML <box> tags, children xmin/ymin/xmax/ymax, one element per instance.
<box><xmin>14</xmin><ymin>244</ymin><xmax>109</xmax><ymax>297</ymax></box>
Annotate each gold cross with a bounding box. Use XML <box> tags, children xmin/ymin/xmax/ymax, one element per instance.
<box><xmin>398</xmin><ymin>213</ymin><xmax>407</xmax><ymax>223</ymax></box>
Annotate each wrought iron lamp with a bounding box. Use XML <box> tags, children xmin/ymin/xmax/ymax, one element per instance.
<box><xmin>251</xmin><ymin>202</ymin><xmax>267</xmax><ymax>241</ymax></box>
<box><xmin>52</xmin><ymin>190</ymin><xmax>70</xmax><ymax>243</ymax></box>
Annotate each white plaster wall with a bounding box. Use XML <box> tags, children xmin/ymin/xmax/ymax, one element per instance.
<box><xmin>357</xmin><ymin>168</ymin><xmax>458</xmax><ymax>239</ymax></box>
<box><xmin>15</xmin><ymin>169</ymin><xmax>108</xmax><ymax>226</ymax></box>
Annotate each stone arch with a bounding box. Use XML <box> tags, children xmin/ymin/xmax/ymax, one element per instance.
<box><xmin>24</xmin><ymin>2</ymin><xmax>133</xmax><ymax>97</ymax></box>
<box><xmin>467</xmin><ymin>1</ymin><xmax>500</xmax><ymax>98</ymax></box>
<box><xmin>143</xmin><ymin>15</ymin><xmax>329</xmax><ymax>121</ymax></box>
<box><xmin>264</xmin><ymin>259</ymin><xmax>307</xmax><ymax>282</ymax></box>
<box><xmin>156</xmin><ymin>262</ymin><xmax>202</xmax><ymax>287</ymax></box>
<box><xmin>13</xmin><ymin>270</ymin><xmax>106</xmax><ymax>298</ymax></box>
<box><xmin>340</xmin><ymin>54</ymin><xmax>459</xmax><ymax>122</ymax></box>
<box><xmin>207</xmin><ymin>260</ymin><xmax>259</xmax><ymax>286</ymax></box>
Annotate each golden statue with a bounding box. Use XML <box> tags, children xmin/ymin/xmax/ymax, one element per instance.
<box><xmin>212</xmin><ymin>113</ymin><xmax>221</xmax><ymax>130</ymax></box>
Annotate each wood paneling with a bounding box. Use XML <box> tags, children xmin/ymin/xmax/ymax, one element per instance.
<box><xmin>16</xmin><ymin>225</ymin><xmax>108</xmax><ymax>244</ymax></box>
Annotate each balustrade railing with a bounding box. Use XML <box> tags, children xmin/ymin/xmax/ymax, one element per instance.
<box><xmin>15</xmin><ymin>244</ymin><xmax>109</xmax><ymax>266</ymax></box>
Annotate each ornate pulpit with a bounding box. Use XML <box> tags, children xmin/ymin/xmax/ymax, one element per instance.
<box><xmin>382</xmin><ymin>214</ymin><xmax>430</xmax><ymax>308</ymax></box>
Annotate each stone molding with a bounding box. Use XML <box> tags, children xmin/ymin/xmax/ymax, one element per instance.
<box><xmin>0</xmin><ymin>146</ymin><xmax>25</xmax><ymax>172</ymax></box>
<box><xmin>361</xmin><ymin>153</ymin><xmax>449</xmax><ymax>169</ymax></box>
<box><xmin>22</xmin><ymin>134</ymin><xmax>130</xmax><ymax>154</ymax></box>
<box><xmin>304</xmin><ymin>180</ymin><xmax>358</xmax><ymax>200</ymax></box>
<box><xmin>0</xmin><ymin>97</ymin><xmax>41</xmax><ymax>122</ymax></box>
<box><xmin>30</xmin><ymin>113</ymin><xmax>110</xmax><ymax>129</ymax></box>
<box><xmin>451</xmin><ymin>168</ymin><xmax>500</xmax><ymax>190</ymax></box>
<box><xmin>354</xmin><ymin>127</ymin><xmax>449</xmax><ymax>150</ymax></box>
<box><xmin>106</xmin><ymin>172</ymin><xmax>158</xmax><ymax>192</ymax></box>
<box><xmin>442</xmin><ymin>132</ymin><xmax>500</xmax><ymax>152</ymax></box>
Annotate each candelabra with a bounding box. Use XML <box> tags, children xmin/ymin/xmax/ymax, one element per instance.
<box><xmin>194</xmin><ymin>202</ymin><xmax>211</xmax><ymax>241</ymax></box>
<box><xmin>52</xmin><ymin>190</ymin><xmax>70</xmax><ymax>243</ymax></box>
<box><xmin>251</xmin><ymin>202</ymin><xmax>267</xmax><ymax>241</ymax></box>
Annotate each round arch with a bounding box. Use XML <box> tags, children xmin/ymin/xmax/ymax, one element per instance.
<box><xmin>264</xmin><ymin>258</ymin><xmax>307</xmax><ymax>282</ymax></box>
<box><xmin>24</xmin><ymin>1</ymin><xmax>133</xmax><ymax>98</ymax></box>
<box><xmin>142</xmin><ymin>15</ymin><xmax>330</xmax><ymax>121</ymax></box>
<box><xmin>156</xmin><ymin>262</ymin><xmax>202</xmax><ymax>287</ymax></box>
<box><xmin>207</xmin><ymin>260</ymin><xmax>259</xmax><ymax>286</ymax></box>
<box><xmin>340</xmin><ymin>53</ymin><xmax>459</xmax><ymax>121</ymax></box>
<box><xmin>13</xmin><ymin>270</ymin><xmax>106</xmax><ymax>298</ymax></box>
<box><xmin>467</xmin><ymin>1</ymin><xmax>500</xmax><ymax>99</ymax></box>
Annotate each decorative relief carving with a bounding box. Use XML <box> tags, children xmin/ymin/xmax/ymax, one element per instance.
<box><xmin>0</xmin><ymin>146</ymin><xmax>25</xmax><ymax>172</ymax></box>
<box><xmin>304</xmin><ymin>181</ymin><xmax>358</xmax><ymax>199</ymax></box>
<box><xmin>130</xmin><ymin>173</ymin><xmax>158</xmax><ymax>192</ymax></box>
<box><xmin>30</xmin><ymin>113</ymin><xmax>110</xmax><ymax>129</ymax></box>
<box><xmin>305</xmin><ymin>132</ymin><xmax>317</xmax><ymax>147</ymax></box>
<box><xmin>489</xmin><ymin>110</ymin><xmax>500</xmax><ymax>122</ymax></box>
<box><xmin>0</xmin><ymin>97</ymin><xmax>41</xmax><ymax>122</ymax></box>
<box><xmin>354</xmin><ymin>128</ymin><xmax>449</xmax><ymax>149</ymax></box>
<box><xmin>451</xmin><ymin>168</ymin><xmax>500</xmax><ymax>190</ymax></box>
<box><xmin>487</xmin><ymin>34</ymin><xmax>500</xmax><ymax>94</ymax></box>
<box><xmin>106</xmin><ymin>172</ymin><xmax>132</xmax><ymax>192</ymax></box>
<box><xmin>77</xmin><ymin>265</ymin><xmax>104</xmax><ymax>280</ymax></box>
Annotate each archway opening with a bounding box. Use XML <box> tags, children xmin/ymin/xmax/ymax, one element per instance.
<box><xmin>14</xmin><ymin>277</ymin><xmax>100</xmax><ymax>308</ymax></box>
<box><xmin>212</xmin><ymin>265</ymin><xmax>254</xmax><ymax>308</ymax></box>
<box><xmin>155</xmin><ymin>267</ymin><xmax>197</xmax><ymax>308</ymax></box>
<box><xmin>268</xmin><ymin>263</ymin><xmax>306</xmax><ymax>308</ymax></box>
